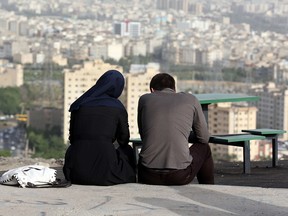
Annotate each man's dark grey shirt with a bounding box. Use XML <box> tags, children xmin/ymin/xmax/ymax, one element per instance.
<box><xmin>138</xmin><ymin>88</ymin><xmax>209</xmax><ymax>169</ymax></box>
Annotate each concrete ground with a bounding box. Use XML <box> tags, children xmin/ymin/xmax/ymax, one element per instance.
<box><xmin>1</xmin><ymin>160</ymin><xmax>288</xmax><ymax>216</ymax></box>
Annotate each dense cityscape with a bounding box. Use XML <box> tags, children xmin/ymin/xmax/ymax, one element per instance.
<box><xmin>0</xmin><ymin>0</ymin><xmax>288</xmax><ymax>161</ymax></box>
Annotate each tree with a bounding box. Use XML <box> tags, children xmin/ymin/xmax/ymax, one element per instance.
<box><xmin>27</xmin><ymin>128</ymin><xmax>66</xmax><ymax>159</ymax></box>
<box><xmin>0</xmin><ymin>87</ymin><xmax>22</xmax><ymax>115</ymax></box>
<box><xmin>0</xmin><ymin>150</ymin><xmax>11</xmax><ymax>157</ymax></box>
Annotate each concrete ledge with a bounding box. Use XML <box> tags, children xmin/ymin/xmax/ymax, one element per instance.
<box><xmin>1</xmin><ymin>183</ymin><xmax>288</xmax><ymax>215</ymax></box>
<box><xmin>1</xmin><ymin>160</ymin><xmax>288</xmax><ymax>215</ymax></box>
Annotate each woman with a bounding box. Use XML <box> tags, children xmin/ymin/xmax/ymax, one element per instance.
<box><xmin>63</xmin><ymin>70</ymin><xmax>136</xmax><ymax>185</ymax></box>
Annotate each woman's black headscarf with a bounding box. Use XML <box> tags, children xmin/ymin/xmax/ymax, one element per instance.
<box><xmin>69</xmin><ymin>70</ymin><xmax>125</xmax><ymax>111</ymax></box>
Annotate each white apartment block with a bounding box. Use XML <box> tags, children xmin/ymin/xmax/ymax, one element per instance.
<box><xmin>89</xmin><ymin>42</ymin><xmax>123</xmax><ymax>61</ymax></box>
<box><xmin>124</xmin><ymin>63</ymin><xmax>160</xmax><ymax>138</ymax></box>
<box><xmin>208</xmin><ymin>103</ymin><xmax>259</xmax><ymax>161</ymax></box>
<box><xmin>107</xmin><ymin>42</ymin><xmax>124</xmax><ymax>61</ymax></box>
<box><xmin>250</xmin><ymin>82</ymin><xmax>288</xmax><ymax>140</ymax></box>
<box><xmin>63</xmin><ymin>59</ymin><xmax>123</xmax><ymax>143</ymax></box>
<box><xmin>0</xmin><ymin>60</ymin><xmax>23</xmax><ymax>87</ymax></box>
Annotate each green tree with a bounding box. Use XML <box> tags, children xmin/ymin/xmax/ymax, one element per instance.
<box><xmin>28</xmin><ymin>129</ymin><xmax>66</xmax><ymax>159</ymax></box>
<box><xmin>0</xmin><ymin>150</ymin><xmax>11</xmax><ymax>157</ymax></box>
<box><xmin>0</xmin><ymin>87</ymin><xmax>22</xmax><ymax>115</ymax></box>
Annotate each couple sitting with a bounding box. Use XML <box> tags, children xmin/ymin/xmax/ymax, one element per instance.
<box><xmin>63</xmin><ymin>70</ymin><xmax>214</xmax><ymax>186</ymax></box>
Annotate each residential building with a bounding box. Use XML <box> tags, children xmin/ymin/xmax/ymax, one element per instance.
<box><xmin>107</xmin><ymin>42</ymin><xmax>124</xmax><ymax>61</ymax></box>
<box><xmin>250</xmin><ymin>82</ymin><xmax>288</xmax><ymax>140</ymax></box>
<box><xmin>2</xmin><ymin>40</ymin><xmax>29</xmax><ymax>59</ymax></box>
<box><xmin>89</xmin><ymin>43</ymin><xmax>108</xmax><ymax>60</ymax></box>
<box><xmin>89</xmin><ymin>41</ymin><xmax>123</xmax><ymax>63</ymax></box>
<box><xmin>13</xmin><ymin>53</ymin><xmax>33</xmax><ymax>64</ymax></box>
<box><xmin>52</xmin><ymin>54</ymin><xmax>68</xmax><ymax>66</ymax></box>
<box><xmin>124</xmin><ymin>63</ymin><xmax>160</xmax><ymax>138</ymax></box>
<box><xmin>156</xmin><ymin>0</ymin><xmax>189</xmax><ymax>13</ymax></box>
<box><xmin>8</xmin><ymin>19</ymin><xmax>19</xmax><ymax>35</ymax></box>
<box><xmin>113</xmin><ymin>21</ymin><xmax>141</xmax><ymax>38</ymax></box>
<box><xmin>208</xmin><ymin>103</ymin><xmax>259</xmax><ymax>161</ymax></box>
<box><xmin>0</xmin><ymin>60</ymin><xmax>23</xmax><ymax>87</ymax></box>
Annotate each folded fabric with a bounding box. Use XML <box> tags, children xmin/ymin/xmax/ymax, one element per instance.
<box><xmin>0</xmin><ymin>165</ymin><xmax>57</xmax><ymax>188</ymax></box>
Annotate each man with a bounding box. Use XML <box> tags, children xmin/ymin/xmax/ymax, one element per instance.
<box><xmin>137</xmin><ymin>73</ymin><xmax>214</xmax><ymax>185</ymax></box>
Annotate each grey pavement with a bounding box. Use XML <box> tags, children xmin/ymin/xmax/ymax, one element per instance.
<box><xmin>0</xmin><ymin>183</ymin><xmax>288</xmax><ymax>216</ymax></box>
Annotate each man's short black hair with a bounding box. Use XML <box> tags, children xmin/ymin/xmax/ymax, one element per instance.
<box><xmin>150</xmin><ymin>73</ymin><xmax>176</xmax><ymax>91</ymax></box>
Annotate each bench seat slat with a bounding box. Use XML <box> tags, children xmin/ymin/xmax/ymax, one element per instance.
<box><xmin>209</xmin><ymin>134</ymin><xmax>265</xmax><ymax>143</ymax></box>
<box><xmin>242</xmin><ymin>129</ymin><xmax>286</xmax><ymax>135</ymax></box>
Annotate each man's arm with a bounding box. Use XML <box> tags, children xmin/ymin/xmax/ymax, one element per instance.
<box><xmin>137</xmin><ymin>97</ymin><xmax>143</xmax><ymax>138</ymax></box>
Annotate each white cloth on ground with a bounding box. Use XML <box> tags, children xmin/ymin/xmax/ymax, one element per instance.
<box><xmin>0</xmin><ymin>165</ymin><xmax>57</xmax><ymax>188</ymax></box>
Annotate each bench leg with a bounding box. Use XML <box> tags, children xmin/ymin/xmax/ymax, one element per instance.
<box><xmin>132</xmin><ymin>142</ymin><xmax>142</xmax><ymax>165</ymax></box>
<box><xmin>243</xmin><ymin>141</ymin><xmax>251</xmax><ymax>174</ymax></box>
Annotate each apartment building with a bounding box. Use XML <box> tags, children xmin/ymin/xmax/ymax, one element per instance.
<box><xmin>156</xmin><ymin>0</ymin><xmax>189</xmax><ymax>13</ymax></box>
<box><xmin>0</xmin><ymin>60</ymin><xmax>23</xmax><ymax>87</ymax></box>
<box><xmin>208</xmin><ymin>103</ymin><xmax>259</xmax><ymax>161</ymax></box>
<box><xmin>250</xmin><ymin>82</ymin><xmax>288</xmax><ymax>140</ymax></box>
<box><xmin>113</xmin><ymin>21</ymin><xmax>141</xmax><ymax>38</ymax></box>
<box><xmin>162</xmin><ymin>42</ymin><xmax>219</xmax><ymax>66</ymax></box>
<box><xmin>63</xmin><ymin>59</ymin><xmax>123</xmax><ymax>143</ymax></box>
<box><xmin>13</xmin><ymin>53</ymin><xmax>33</xmax><ymax>64</ymax></box>
<box><xmin>2</xmin><ymin>40</ymin><xmax>30</xmax><ymax>59</ymax></box>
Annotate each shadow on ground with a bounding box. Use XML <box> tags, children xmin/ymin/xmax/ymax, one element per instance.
<box><xmin>211</xmin><ymin>160</ymin><xmax>288</xmax><ymax>188</ymax></box>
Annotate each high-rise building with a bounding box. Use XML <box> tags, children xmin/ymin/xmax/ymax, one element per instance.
<box><xmin>113</xmin><ymin>21</ymin><xmax>141</xmax><ymax>38</ymax></box>
<box><xmin>156</xmin><ymin>0</ymin><xmax>188</xmax><ymax>13</ymax></box>
<box><xmin>8</xmin><ymin>20</ymin><xmax>19</xmax><ymax>35</ymax></box>
<box><xmin>250</xmin><ymin>82</ymin><xmax>288</xmax><ymax>140</ymax></box>
<box><xmin>156</xmin><ymin>0</ymin><xmax>169</xmax><ymax>10</ymax></box>
<box><xmin>190</xmin><ymin>3</ymin><xmax>203</xmax><ymax>15</ymax></box>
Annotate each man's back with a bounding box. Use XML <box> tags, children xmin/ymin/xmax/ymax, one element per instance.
<box><xmin>138</xmin><ymin>88</ymin><xmax>209</xmax><ymax>169</ymax></box>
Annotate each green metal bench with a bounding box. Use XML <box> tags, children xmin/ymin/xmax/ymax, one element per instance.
<box><xmin>131</xmin><ymin>134</ymin><xmax>266</xmax><ymax>174</ymax></box>
<box><xmin>209</xmin><ymin>134</ymin><xmax>266</xmax><ymax>174</ymax></box>
<box><xmin>242</xmin><ymin>129</ymin><xmax>286</xmax><ymax>167</ymax></box>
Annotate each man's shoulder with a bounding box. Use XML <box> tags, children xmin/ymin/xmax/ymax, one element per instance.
<box><xmin>177</xmin><ymin>92</ymin><xmax>198</xmax><ymax>100</ymax></box>
<box><xmin>139</xmin><ymin>93</ymin><xmax>151</xmax><ymax>99</ymax></box>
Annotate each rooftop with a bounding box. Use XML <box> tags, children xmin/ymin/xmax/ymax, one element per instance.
<box><xmin>0</xmin><ymin>159</ymin><xmax>288</xmax><ymax>215</ymax></box>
